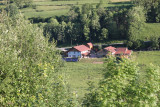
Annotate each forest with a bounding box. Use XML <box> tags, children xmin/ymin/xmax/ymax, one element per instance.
<box><xmin>29</xmin><ymin>0</ymin><xmax>160</xmax><ymax>50</ymax></box>
<box><xmin>0</xmin><ymin>0</ymin><xmax>160</xmax><ymax>106</ymax></box>
<box><xmin>2</xmin><ymin>0</ymin><xmax>160</xmax><ymax>50</ymax></box>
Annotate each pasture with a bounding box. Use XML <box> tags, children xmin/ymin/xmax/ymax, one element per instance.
<box><xmin>59</xmin><ymin>51</ymin><xmax>160</xmax><ymax>102</ymax></box>
<box><xmin>20</xmin><ymin>0</ymin><xmax>131</xmax><ymax>18</ymax></box>
<box><xmin>133</xmin><ymin>51</ymin><xmax>160</xmax><ymax>67</ymax></box>
<box><xmin>59</xmin><ymin>58</ymin><xmax>104</xmax><ymax>101</ymax></box>
<box><xmin>135</xmin><ymin>23</ymin><xmax>160</xmax><ymax>41</ymax></box>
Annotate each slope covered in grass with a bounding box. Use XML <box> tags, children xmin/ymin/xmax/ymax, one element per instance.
<box><xmin>21</xmin><ymin>0</ymin><xmax>131</xmax><ymax>18</ymax></box>
<box><xmin>138</xmin><ymin>23</ymin><xmax>160</xmax><ymax>40</ymax></box>
<box><xmin>59</xmin><ymin>58</ymin><xmax>104</xmax><ymax>101</ymax></box>
<box><xmin>133</xmin><ymin>51</ymin><xmax>160</xmax><ymax>67</ymax></box>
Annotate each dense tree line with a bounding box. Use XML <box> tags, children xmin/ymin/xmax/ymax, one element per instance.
<box><xmin>43</xmin><ymin>2</ymin><xmax>131</xmax><ymax>45</ymax></box>
<box><xmin>121</xmin><ymin>0</ymin><xmax>160</xmax><ymax>50</ymax></box>
<box><xmin>126</xmin><ymin>1</ymin><xmax>160</xmax><ymax>50</ymax></box>
<box><xmin>3</xmin><ymin>0</ymin><xmax>160</xmax><ymax>50</ymax></box>
<box><xmin>132</xmin><ymin>0</ymin><xmax>160</xmax><ymax>23</ymax></box>
<box><xmin>10</xmin><ymin>0</ymin><xmax>33</xmax><ymax>8</ymax></box>
<box><xmin>41</xmin><ymin>0</ymin><xmax>160</xmax><ymax>49</ymax></box>
<box><xmin>43</xmin><ymin>3</ymin><xmax>108</xmax><ymax>45</ymax></box>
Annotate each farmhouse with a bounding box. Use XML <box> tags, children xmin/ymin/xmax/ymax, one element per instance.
<box><xmin>115</xmin><ymin>47</ymin><xmax>132</xmax><ymax>58</ymax></box>
<box><xmin>65</xmin><ymin>44</ymin><xmax>132</xmax><ymax>58</ymax></box>
<box><xmin>67</xmin><ymin>43</ymin><xmax>93</xmax><ymax>58</ymax></box>
<box><xmin>97</xmin><ymin>46</ymin><xmax>132</xmax><ymax>58</ymax></box>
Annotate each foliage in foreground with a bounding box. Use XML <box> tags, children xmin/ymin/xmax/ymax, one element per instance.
<box><xmin>83</xmin><ymin>57</ymin><xmax>160</xmax><ymax>106</ymax></box>
<box><xmin>0</xmin><ymin>13</ymin><xmax>78</xmax><ymax>106</ymax></box>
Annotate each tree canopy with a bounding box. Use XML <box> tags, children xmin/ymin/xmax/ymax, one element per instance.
<box><xmin>0</xmin><ymin>12</ymin><xmax>78</xmax><ymax>106</ymax></box>
<box><xmin>83</xmin><ymin>57</ymin><xmax>160</xmax><ymax>106</ymax></box>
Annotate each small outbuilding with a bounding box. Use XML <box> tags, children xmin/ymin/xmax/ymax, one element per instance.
<box><xmin>115</xmin><ymin>47</ymin><xmax>132</xmax><ymax>58</ymax></box>
<box><xmin>97</xmin><ymin>46</ymin><xmax>116</xmax><ymax>57</ymax></box>
<box><xmin>97</xmin><ymin>46</ymin><xmax>132</xmax><ymax>58</ymax></box>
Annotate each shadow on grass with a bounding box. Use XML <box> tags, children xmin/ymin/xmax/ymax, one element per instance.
<box><xmin>107</xmin><ymin>1</ymin><xmax>133</xmax><ymax>9</ymax></box>
<box><xmin>109</xmin><ymin>1</ymin><xmax>132</xmax><ymax>5</ymax></box>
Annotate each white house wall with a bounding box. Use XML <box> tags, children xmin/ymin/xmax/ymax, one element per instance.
<box><xmin>68</xmin><ymin>51</ymin><xmax>81</xmax><ymax>58</ymax></box>
<box><xmin>81</xmin><ymin>50</ymin><xmax>89</xmax><ymax>54</ymax></box>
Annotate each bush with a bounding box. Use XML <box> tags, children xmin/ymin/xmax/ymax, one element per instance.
<box><xmin>0</xmin><ymin>13</ymin><xmax>78</xmax><ymax>106</ymax></box>
<box><xmin>83</xmin><ymin>57</ymin><xmax>160</xmax><ymax>106</ymax></box>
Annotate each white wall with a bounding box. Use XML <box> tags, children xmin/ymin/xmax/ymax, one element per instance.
<box><xmin>81</xmin><ymin>50</ymin><xmax>89</xmax><ymax>54</ymax></box>
<box><xmin>68</xmin><ymin>51</ymin><xmax>81</xmax><ymax>58</ymax></box>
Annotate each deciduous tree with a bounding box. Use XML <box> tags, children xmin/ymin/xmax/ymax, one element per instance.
<box><xmin>127</xmin><ymin>6</ymin><xmax>146</xmax><ymax>48</ymax></box>
<box><xmin>0</xmin><ymin>13</ymin><xmax>78</xmax><ymax>106</ymax></box>
<box><xmin>83</xmin><ymin>57</ymin><xmax>160</xmax><ymax>106</ymax></box>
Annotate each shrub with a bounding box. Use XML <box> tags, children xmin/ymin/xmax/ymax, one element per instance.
<box><xmin>0</xmin><ymin>13</ymin><xmax>78</xmax><ymax>106</ymax></box>
<box><xmin>83</xmin><ymin>57</ymin><xmax>160</xmax><ymax>106</ymax></box>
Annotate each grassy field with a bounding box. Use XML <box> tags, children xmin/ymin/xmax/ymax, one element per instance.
<box><xmin>0</xmin><ymin>0</ymin><xmax>132</xmax><ymax>18</ymax></box>
<box><xmin>137</xmin><ymin>23</ymin><xmax>160</xmax><ymax>41</ymax></box>
<box><xmin>59</xmin><ymin>58</ymin><xmax>104</xmax><ymax>101</ymax></box>
<box><xmin>59</xmin><ymin>51</ymin><xmax>160</xmax><ymax>102</ymax></box>
<box><xmin>133</xmin><ymin>51</ymin><xmax>160</xmax><ymax>67</ymax></box>
<box><xmin>132</xmin><ymin>51</ymin><xmax>160</xmax><ymax>85</ymax></box>
<box><xmin>19</xmin><ymin>0</ymin><xmax>131</xmax><ymax>18</ymax></box>
<box><xmin>23</xmin><ymin>8</ymin><xmax>69</xmax><ymax>18</ymax></box>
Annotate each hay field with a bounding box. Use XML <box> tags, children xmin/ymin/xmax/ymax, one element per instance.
<box><xmin>21</xmin><ymin>0</ymin><xmax>131</xmax><ymax>18</ymax></box>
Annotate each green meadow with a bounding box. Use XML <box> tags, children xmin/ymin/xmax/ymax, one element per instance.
<box><xmin>133</xmin><ymin>51</ymin><xmax>160</xmax><ymax>67</ymax></box>
<box><xmin>137</xmin><ymin>23</ymin><xmax>160</xmax><ymax>41</ymax></box>
<box><xmin>22</xmin><ymin>0</ymin><xmax>104</xmax><ymax>18</ymax></box>
<box><xmin>0</xmin><ymin>0</ymin><xmax>132</xmax><ymax>18</ymax></box>
<box><xmin>59</xmin><ymin>58</ymin><xmax>104</xmax><ymax>101</ymax></box>
<box><xmin>59</xmin><ymin>51</ymin><xmax>160</xmax><ymax>101</ymax></box>
<box><xmin>20</xmin><ymin>0</ymin><xmax>131</xmax><ymax>18</ymax></box>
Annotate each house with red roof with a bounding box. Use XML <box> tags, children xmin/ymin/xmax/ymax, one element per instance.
<box><xmin>97</xmin><ymin>46</ymin><xmax>116</xmax><ymax>57</ymax></box>
<box><xmin>67</xmin><ymin>43</ymin><xmax>93</xmax><ymax>58</ymax></box>
<box><xmin>97</xmin><ymin>46</ymin><xmax>132</xmax><ymax>58</ymax></box>
<box><xmin>115</xmin><ymin>47</ymin><xmax>132</xmax><ymax>58</ymax></box>
<box><xmin>104</xmin><ymin>46</ymin><xmax>116</xmax><ymax>54</ymax></box>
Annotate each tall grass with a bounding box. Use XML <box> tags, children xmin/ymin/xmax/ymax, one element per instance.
<box><xmin>133</xmin><ymin>51</ymin><xmax>160</xmax><ymax>67</ymax></box>
<box><xmin>59</xmin><ymin>58</ymin><xmax>104</xmax><ymax>101</ymax></box>
<box><xmin>138</xmin><ymin>23</ymin><xmax>160</xmax><ymax>41</ymax></box>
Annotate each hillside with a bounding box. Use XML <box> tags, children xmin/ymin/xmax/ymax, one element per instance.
<box><xmin>0</xmin><ymin>0</ymin><xmax>132</xmax><ymax>18</ymax></box>
<box><xmin>138</xmin><ymin>23</ymin><xmax>160</xmax><ymax>41</ymax></box>
<box><xmin>18</xmin><ymin>0</ymin><xmax>131</xmax><ymax>18</ymax></box>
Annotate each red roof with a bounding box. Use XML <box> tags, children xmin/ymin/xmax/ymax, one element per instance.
<box><xmin>74</xmin><ymin>45</ymin><xmax>91</xmax><ymax>52</ymax></box>
<box><xmin>104</xmin><ymin>46</ymin><xmax>116</xmax><ymax>50</ymax></box>
<box><xmin>104</xmin><ymin>46</ymin><xmax>116</xmax><ymax>53</ymax></box>
<box><xmin>115</xmin><ymin>47</ymin><xmax>132</xmax><ymax>55</ymax></box>
<box><xmin>86</xmin><ymin>42</ymin><xmax>93</xmax><ymax>49</ymax></box>
<box><xmin>125</xmin><ymin>50</ymin><xmax>132</xmax><ymax>55</ymax></box>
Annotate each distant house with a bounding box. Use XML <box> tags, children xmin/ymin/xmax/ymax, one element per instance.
<box><xmin>104</xmin><ymin>46</ymin><xmax>116</xmax><ymax>55</ymax></box>
<box><xmin>115</xmin><ymin>47</ymin><xmax>132</xmax><ymax>58</ymax></box>
<box><xmin>97</xmin><ymin>46</ymin><xmax>132</xmax><ymax>58</ymax></box>
<box><xmin>67</xmin><ymin>43</ymin><xmax>93</xmax><ymax>58</ymax></box>
<box><xmin>97</xmin><ymin>46</ymin><xmax>116</xmax><ymax>57</ymax></box>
